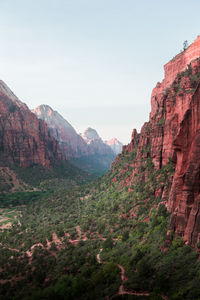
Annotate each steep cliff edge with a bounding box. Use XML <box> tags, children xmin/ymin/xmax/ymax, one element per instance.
<box><xmin>32</xmin><ymin>108</ymin><xmax>115</xmax><ymax>176</ymax></box>
<box><xmin>0</xmin><ymin>82</ymin><xmax>63</xmax><ymax>168</ymax></box>
<box><xmin>33</xmin><ymin>105</ymin><xmax>88</xmax><ymax>159</ymax></box>
<box><xmin>112</xmin><ymin>36</ymin><xmax>200</xmax><ymax>246</ymax></box>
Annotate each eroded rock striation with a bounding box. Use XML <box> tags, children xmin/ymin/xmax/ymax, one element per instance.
<box><xmin>0</xmin><ymin>81</ymin><xmax>62</xmax><ymax>168</ymax></box>
<box><xmin>81</xmin><ymin>127</ymin><xmax>115</xmax><ymax>157</ymax></box>
<box><xmin>112</xmin><ymin>36</ymin><xmax>200</xmax><ymax>246</ymax></box>
<box><xmin>33</xmin><ymin>105</ymin><xmax>88</xmax><ymax>159</ymax></box>
<box><xmin>32</xmin><ymin>108</ymin><xmax>115</xmax><ymax>174</ymax></box>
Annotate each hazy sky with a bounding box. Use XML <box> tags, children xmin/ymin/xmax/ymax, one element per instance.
<box><xmin>0</xmin><ymin>0</ymin><xmax>200</xmax><ymax>144</ymax></box>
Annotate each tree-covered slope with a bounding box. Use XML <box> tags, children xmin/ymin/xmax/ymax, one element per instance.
<box><xmin>1</xmin><ymin>151</ymin><xmax>200</xmax><ymax>299</ymax></box>
<box><xmin>2</xmin><ymin>36</ymin><xmax>200</xmax><ymax>300</ymax></box>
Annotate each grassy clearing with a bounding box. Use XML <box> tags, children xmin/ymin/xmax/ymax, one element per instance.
<box><xmin>0</xmin><ymin>208</ymin><xmax>20</xmax><ymax>227</ymax></box>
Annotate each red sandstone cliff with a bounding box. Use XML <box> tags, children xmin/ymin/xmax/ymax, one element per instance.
<box><xmin>112</xmin><ymin>36</ymin><xmax>200</xmax><ymax>246</ymax></box>
<box><xmin>0</xmin><ymin>81</ymin><xmax>63</xmax><ymax>167</ymax></box>
<box><xmin>163</xmin><ymin>35</ymin><xmax>200</xmax><ymax>88</ymax></box>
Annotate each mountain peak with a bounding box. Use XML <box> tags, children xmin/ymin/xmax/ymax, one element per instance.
<box><xmin>105</xmin><ymin>138</ymin><xmax>123</xmax><ymax>155</ymax></box>
<box><xmin>33</xmin><ymin>104</ymin><xmax>56</xmax><ymax>118</ymax></box>
<box><xmin>106</xmin><ymin>137</ymin><xmax>121</xmax><ymax>145</ymax></box>
<box><xmin>0</xmin><ymin>80</ymin><xmax>27</xmax><ymax>109</ymax></box>
<box><xmin>82</xmin><ymin>127</ymin><xmax>100</xmax><ymax>141</ymax></box>
<box><xmin>33</xmin><ymin>104</ymin><xmax>89</xmax><ymax>158</ymax></box>
<box><xmin>0</xmin><ymin>81</ymin><xmax>62</xmax><ymax>168</ymax></box>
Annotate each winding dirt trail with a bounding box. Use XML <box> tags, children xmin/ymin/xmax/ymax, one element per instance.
<box><xmin>1</xmin><ymin>225</ymin><xmax>168</xmax><ymax>300</ymax></box>
<box><xmin>117</xmin><ymin>285</ymin><xmax>150</xmax><ymax>297</ymax></box>
<box><xmin>96</xmin><ymin>248</ymin><xmax>103</xmax><ymax>263</ymax></box>
<box><xmin>76</xmin><ymin>225</ymin><xmax>81</xmax><ymax>238</ymax></box>
<box><xmin>115</xmin><ymin>264</ymin><xmax>150</xmax><ymax>297</ymax></box>
<box><xmin>96</xmin><ymin>247</ymin><xmax>151</xmax><ymax>299</ymax></box>
<box><xmin>26</xmin><ymin>243</ymin><xmax>44</xmax><ymax>257</ymax></box>
<box><xmin>117</xmin><ymin>264</ymin><xmax>128</xmax><ymax>282</ymax></box>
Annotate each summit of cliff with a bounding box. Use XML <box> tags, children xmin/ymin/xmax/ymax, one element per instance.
<box><xmin>81</xmin><ymin>127</ymin><xmax>100</xmax><ymax>142</ymax></box>
<box><xmin>0</xmin><ymin>80</ymin><xmax>27</xmax><ymax>110</ymax></box>
<box><xmin>163</xmin><ymin>35</ymin><xmax>200</xmax><ymax>88</ymax></box>
<box><xmin>0</xmin><ymin>83</ymin><xmax>63</xmax><ymax>169</ymax></box>
<box><xmin>105</xmin><ymin>138</ymin><xmax>123</xmax><ymax>155</ymax></box>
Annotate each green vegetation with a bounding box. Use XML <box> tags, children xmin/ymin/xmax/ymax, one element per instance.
<box><xmin>11</xmin><ymin>160</ymin><xmax>92</xmax><ymax>190</ymax></box>
<box><xmin>70</xmin><ymin>154</ymin><xmax>115</xmax><ymax>177</ymax></box>
<box><xmin>157</xmin><ymin>117</ymin><xmax>165</xmax><ymax>127</ymax></box>
<box><xmin>0</xmin><ymin>208</ymin><xmax>19</xmax><ymax>228</ymax></box>
<box><xmin>183</xmin><ymin>40</ymin><xmax>188</xmax><ymax>51</ymax></box>
<box><xmin>172</xmin><ymin>61</ymin><xmax>200</xmax><ymax>96</ymax></box>
<box><xmin>0</xmin><ymin>191</ymin><xmax>50</xmax><ymax>208</ymax></box>
<box><xmin>0</xmin><ymin>149</ymin><xmax>200</xmax><ymax>299</ymax></box>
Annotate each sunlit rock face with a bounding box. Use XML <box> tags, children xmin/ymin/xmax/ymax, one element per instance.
<box><xmin>33</xmin><ymin>108</ymin><xmax>115</xmax><ymax>159</ymax></box>
<box><xmin>81</xmin><ymin>127</ymin><xmax>99</xmax><ymax>142</ymax></box>
<box><xmin>0</xmin><ymin>82</ymin><xmax>62</xmax><ymax>167</ymax></box>
<box><xmin>112</xmin><ymin>36</ymin><xmax>200</xmax><ymax>246</ymax></box>
<box><xmin>105</xmin><ymin>138</ymin><xmax>123</xmax><ymax>155</ymax></box>
<box><xmin>32</xmin><ymin>109</ymin><xmax>115</xmax><ymax>174</ymax></box>
<box><xmin>33</xmin><ymin>105</ymin><xmax>89</xmax><ymax>159</ymax></box>
<box><xmin>81</xmin><ymin>127</ymin><xmax>115</xmax><ymax>157</ymax></box>
<box><xmin>163</xmin><ymin>35</ymin><xmax>200</xmax><ymax>88</ymax></box>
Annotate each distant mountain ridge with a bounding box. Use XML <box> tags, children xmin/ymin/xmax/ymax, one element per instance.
<box><xmin>81</xmin><ymin>127</ymin><xmax>99</xmax><ymax>141</ymax></box>
<box><xmin>0</xmin><ymin>82</ymin><xmax>91</xmax><ymax>192</ymax></box>
<box><xmin>0</xmin><ymin>81</ymin><xmax>62</xmax><ymax>168</ymax></box>
<box><xmin>0</xmin><ymin>80</ymin><xmax>27</xmax><ymax>110</ymax></box>
<box><xmin>0</xmin><ymin>78</ymin><xmax>121</xmax><ymax>184</ymax></box>
<box><xmin>105</xmin><ymin>138</ymin><xmax>123</xmax><ymax>155</ymax></box>
<box><xmin>33</xmin><ymin>106</ymin><xmax>116</xmax><ymax>175</ymax></box>
<box><xmin>81</xmin><ymin>127</ymin><xmax>115</xmax><ymax>156</ymax></box>
<box><xmin>32</xmin><ymin>105</ymin><xmax>88</xmax><ymax>159</ymax></box>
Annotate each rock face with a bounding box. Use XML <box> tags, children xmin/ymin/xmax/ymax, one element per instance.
<box><xmin>163</xmin><ymin>35</ymin><xmax>200</xmax><ymax>88</ymax></box>
<box><xmin>33</xmin><ymin>105</ymin><xmax>88</xmax><ymax>159</ymax></box>
<box><xmin>105</xmin><ymin>138</ymin><xmax>123</xmax><ymax>155</ymax></box>
<box><xmin>81</xmin><ymin>128</ymin><xmax>115</xmax><ymax>157</ymax></box>
<box><xmin>81</xmin><ymin>127</ymin><xmax>99</xmax><ymax>141</ymax></box>
<box><xmin>32</xmin><ymin>108</ymin><xmax>115</xmax><ymax>175</ymax></box>
<box><xmin>0</xmin><ymin>81</ymin><xmax>62</xmax><ymax>167</ymax></box>
<box><xmin>112</xmin><ymin>36</ymin><xmax>200</xmax><ymax>246</ymax></box>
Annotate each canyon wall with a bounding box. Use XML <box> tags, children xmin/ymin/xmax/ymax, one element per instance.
<box><xmin>164</xmin><ymin>35</ymin><xmax>200</xmax><ymax>88</ymax></box>
<box><xmin>32</xmin><ymin>109</ymin><xmax>115</xmax><ymax>175</ymax></box>
<box><xmin>33</xmin><ymin>105</ymin><xmax>89</xmax><ymax>159</ymax></box>
<box><xmin>0</xmin><ymin>82</ymin><xmax>63</xmax><ymax>168</ymax></box>
<box><xmin>113</xmin><ymin>36</ymin><xmax>200</xmax><ymax>246</ymax></box>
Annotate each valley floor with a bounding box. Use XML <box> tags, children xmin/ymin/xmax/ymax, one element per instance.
<box><xmin>0</xmin><ymin>164</ymin><xmax>200</xmax><ymax>300</ymax></box>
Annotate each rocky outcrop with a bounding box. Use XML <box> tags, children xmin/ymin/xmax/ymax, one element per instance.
<box><xmin>32</xmin><ymin>109</ymin><xmax>116</xmax><ymax>175</ymax></box>
<box><xmin>81</xmin><ymin>127</ymin><xmax>99</xmax><ymax>141</ymax></box>
<box><xmin>168</xmin><ymin>80</ymin><xmax>200</xmax><ymax>246</ymax></box>
<box><xmin>105</xmin><ymin>138</ymin><xmax>123</xmax><ymax>155</ymax></box>
<box><xmin>76</xmin><ymin>127</ymin><xmax>115</xmax><ymax>174</ymax></box>
<box><xmin>33</xmin><ymin>105</ymin><xmax>88</xmax><ymax>159</ymax></box>
<box><xmin>112</xmin><ymin>36</ymin><xmax>200</xmax><ymax>246</ymax></box>
<box><xmin>81</xmin><ymin>128</ymin><xmax>115</xmax><ymax>157</ymax></box>
<box><xmin>0</xmin><ymin>82</ymin><xmax>62</xmax><ymax>168</ymax></box>
<box><xmin>163</xmin><ymin>35</ymin><xmax>200</xmax><ymax>88</ymax></box>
